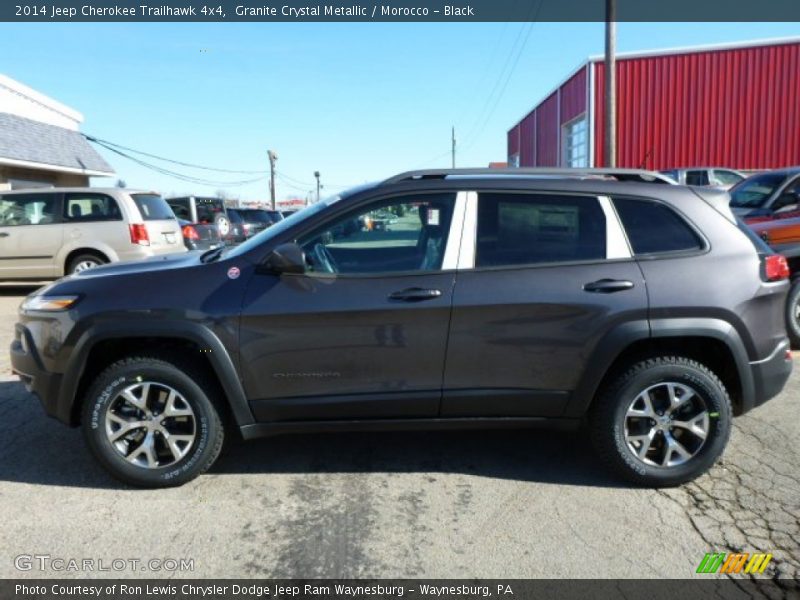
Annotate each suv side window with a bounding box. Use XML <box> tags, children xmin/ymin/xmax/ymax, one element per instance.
<box><xmin>0</xmin><ymin>193</ymin><xmax>57</xmax><ymax>226</ymax></box>
<box><xmin>614</xmin><ymin>198</ymin><xmax>703</xmax><ymax>255</ymax></box>
<box><xmin>476</xmin><ymin>193</ymin><xmax>606</xmax><ymax>267</ymax></box>
<box><xmin>298</xmin><ymin>193</ymin><xmax>456</xmax><ymax>274</ymax></box>
<box><xmin>64</xmin><ymin>193</ymin><xmax>122</xmax><ymax>222</ymax></box>
<box><xmin>685</xmin><ymin>170</ymin><xmax>710</xmax><ymax>186</ymax></box>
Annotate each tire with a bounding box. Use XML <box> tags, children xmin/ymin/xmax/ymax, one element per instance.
<box><xmin>81</xmin><ymin>355</ymin><xmax>225</xmax><ymax>487</ymax></box>
<box><xmin>589</xmin><ymin>356</ymin><xmax>732</xmax><ymax>487</ymax></box>
<box><xmin>785</xmin><ymin>280</ymin><xmax>800</xmax><ymax>349</ymax></box>
<box><xmin>67</xmin><ymin>253</ymin><xmax>106</xmax><ymax>275</ymax></box>
<box><xmin>214</xmin><ymin>213</ymin><xmax>231</xmax><ymax>238</ymax></box>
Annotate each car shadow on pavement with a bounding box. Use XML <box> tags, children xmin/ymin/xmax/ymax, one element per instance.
<box><xmin>0</xmin><ymin>284</ymin><xmax>43</xmax><ymax>297</ymax></box>
<box><xmin>0</xmin><ymin>380</ymin><xmax>625</xmax><ymax>489</ymax></box>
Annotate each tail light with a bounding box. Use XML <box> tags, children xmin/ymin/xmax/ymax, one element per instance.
<box><xmin>129</xmin><ymin>224</ymin><xmax>150</xmax><ymax>246</ymax></box>
<box><xmin>182</xmin><ymin>225</ymin><xmax>200</xmax><ymax>240</ymax></box>
<box><xmin>763</xmin><ymin>254</ymin><xmax>790</xmax><ymax>282</ymax></box>
<box><xmin>242</xmin><ymin>223</ymin><xmax>251</xmax><ymax>236</ymax></box>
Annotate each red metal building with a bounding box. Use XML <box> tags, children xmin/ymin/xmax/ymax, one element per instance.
<box><xmin>507</xmin><ymin>37</ymin><xmax>800</xmax><ymax>171</ymax></box>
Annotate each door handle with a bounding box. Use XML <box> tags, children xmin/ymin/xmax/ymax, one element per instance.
<box><xmin>388</xmin><ymin>287</ymin><xmax>443</xmax><ymax>302</ymax></box>
<box><xmin>583</xmin><ymin>279</ymin><xmax>634</xmax><ymax>293</ymax></box>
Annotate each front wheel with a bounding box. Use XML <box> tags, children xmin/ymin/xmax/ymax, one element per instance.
<box><xmin>590</xmin><ymin>356</ymin><xmax>732</xmax><ymax>487</ymax></box>
<box><xmin>785</xmin><ymin>279</ymin><xmax>800</xmax><ymax>349</ymax></box>
<box><xmin>82</xmin><ymin>355</ymin><xmax>225</xmax><ymax>487</ymax></box>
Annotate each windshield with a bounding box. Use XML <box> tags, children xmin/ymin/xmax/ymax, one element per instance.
<box><xmin>730</xmin><ymin>173</ymin><xmax>785</xmax><ymax>208</ymax></box>
<box><xmin>221</xmin><ymin>184</ymin><xmax>376</xmax><ymax>260</ymax></box>
<box><xmin>223</xmin><ymin>201</ymin><xmax>329</xmax><ymax>259</ymax></box>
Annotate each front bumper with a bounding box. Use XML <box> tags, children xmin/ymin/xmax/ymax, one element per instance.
<box><xmin>10</xmin><ymin>324</ymin><xmax>68</xmax><ymax>424</ymax></box>
<box><xmin>749</xmin><ymin>338</ymin><xmax>793</xmax><ymax>411</ymax></box>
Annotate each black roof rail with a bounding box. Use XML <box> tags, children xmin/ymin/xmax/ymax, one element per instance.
<box><xmin>382</xmin><ymin>167</ymin><xmax>676</xmax><ymax>185</ymax></box>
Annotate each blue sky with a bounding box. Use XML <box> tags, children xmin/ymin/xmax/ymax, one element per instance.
<box><xmin>1</xmin><ymin>21</ymin><xmax>798</xmax><ymax>201</ymax></box>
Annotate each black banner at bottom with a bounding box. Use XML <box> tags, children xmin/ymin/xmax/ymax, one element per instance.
<box><xmin>4</xmin><ymin>579</ymin><xmax>800</xmax><ymax>600</ymax></box>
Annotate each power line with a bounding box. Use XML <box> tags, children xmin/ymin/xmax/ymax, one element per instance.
<box><xmin>458</xmin><ymin>0</ymin><xmax>545</xmax><ymax>153</ymax></box>
<box><xmin>91</xmin><ymin>139</ymin><xmax>268</xmax><ymax>187</ymax></box>
<box><xmin>84</xmin><ymin>134</ymin><xmax>268</xmax><ymax>174</ymax></box>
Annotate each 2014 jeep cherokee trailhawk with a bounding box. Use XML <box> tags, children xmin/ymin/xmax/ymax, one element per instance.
<box><xmin>10</xmin><ymin>169</ymin><xmax>794</xmax><ymax>487</ymax></box>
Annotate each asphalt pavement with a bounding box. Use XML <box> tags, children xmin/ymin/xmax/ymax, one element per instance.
<box><xmin>0</xmin><ymin>284</ymin><xmax>797</xmax><ymax>581</ymax></box>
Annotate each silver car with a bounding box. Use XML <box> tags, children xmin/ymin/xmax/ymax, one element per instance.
<box><xmin>0</xmin><ymin>188</ymin><xmax>185</xmax><ymax>280</ymax></box>
<box><xmin>660</xmin><ymin>167</ymin><xmax>746</xmax><ymax>190</ymax></box>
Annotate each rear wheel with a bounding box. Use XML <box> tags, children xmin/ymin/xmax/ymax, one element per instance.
<box><xmin>785</xmin><ymin>279</ymin><xmax>800</xmax><ymax>348</ymax></box>
<box><xmin>590</xmin><ymin>356</ymin><xmax>732</xmax><ymax>487</ymax></box>
<box><xmin>82</xmin><ymin>355</ymin><xmax>225</xmax><ymax>487</ymax></box>
<box><xmin>67</xmin><ymin>253</ymin><xmax>106</xmax><ymax>275</ymax></box>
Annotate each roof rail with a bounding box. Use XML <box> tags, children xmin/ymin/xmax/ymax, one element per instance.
<box><xmin>382</xmin><ymin>167</ymin><xmax>676</xmax><ymax>185</ymax></box>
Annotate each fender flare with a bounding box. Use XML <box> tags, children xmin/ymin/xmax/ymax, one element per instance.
<box><xmin>565</xmin><ymin>317</ymin><xmax>755</xmax><ymax>417</ymax></box>
<box><xmin>57</xmin><ymin>321</ymin><xmax>254</xmax><ymax>427</ymax></box>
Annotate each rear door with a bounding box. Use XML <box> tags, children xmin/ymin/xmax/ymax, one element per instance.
<box><xmin>63</xmin><ymin>192</ymin><xmax>129</xmax><ymax>261</ymax></box>
<box><xmin>441</xmin><ymin>190</ymin><xmax>648</xmax><ymax>417</ymax></box>
<box><xmin>0</xmin><ymin>192</ymin><xmax>63</xmax><ymax>279</ymax></box>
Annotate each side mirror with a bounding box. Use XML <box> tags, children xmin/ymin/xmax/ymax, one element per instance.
<box><xmin>262</xmin><ymin>242</ymin><xmax>306</xmax><ymax>274</ymax></box>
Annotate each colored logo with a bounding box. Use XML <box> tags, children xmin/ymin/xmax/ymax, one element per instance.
<box><xmin>227</xmin><ymin>266</ymin><xmax>240</xmax><ymax>280</ymax></box>
<box><xmin>696</xmin><ymin>552</ymin><xmax>773</xmax><ymax>575</ymax></box>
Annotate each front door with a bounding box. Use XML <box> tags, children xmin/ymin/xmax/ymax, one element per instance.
<box><xmin>0</xmin><ymin>192</ymin><xmax>62</xmax><ymax>279</ymax></box>
<box><xmin>240</xmin><ymin>191</ymin><xmax>465</xmax><ymax>422</ymax></box>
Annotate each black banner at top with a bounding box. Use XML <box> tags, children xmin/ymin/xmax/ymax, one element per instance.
<box><xmin>3</xmin><ymin>0</ymin><xmax>800</xmax><ymax>22</ymax></box>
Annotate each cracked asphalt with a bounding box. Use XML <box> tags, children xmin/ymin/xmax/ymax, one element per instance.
<box><xmin>0</xmin><ymin>284</ymin><xmax>797</xmax><ymax>584</ymax></box>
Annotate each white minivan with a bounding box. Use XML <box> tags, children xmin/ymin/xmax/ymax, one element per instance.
<box><xmin>0</xmin><ymin>188</ymin><xmax>186</xmax><ymax>280</ymax></box>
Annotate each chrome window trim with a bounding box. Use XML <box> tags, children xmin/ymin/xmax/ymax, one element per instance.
<box><xmin>441</xmin><ymin>191</ymin><xmax>468</xmax><ymax>271</ymax></box>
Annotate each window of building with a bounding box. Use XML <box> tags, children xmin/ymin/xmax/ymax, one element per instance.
<box><xmin>562</xmin><ymin>116</ymin><xmax>588</xmax><ymax>168</ymax></box>
<box><xmin>476</xmin><ymin>193</ymin><xmax>606</xmax><ymax>267</ymax></box>
<box><xmin>613</xmin><ymin>198</ymin><xmax>704</xmax><ymax>255</ymax></box>
<box><xmin>64</xmin><ymin>193</ymin><xmax>122</xmax><ymax>221</ymax></box>
<box><xmin>298</xmin><ymin>193</ymin><xmax>456</xmax><ymax>274</ymax></box>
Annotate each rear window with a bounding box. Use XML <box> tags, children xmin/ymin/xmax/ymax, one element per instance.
<box><xmin>614</xmin><ymin>198</ymin><xmax>703</xmax><ymax>255</ymax></box>
<box><xmin>730</xmin><ymin>173</ymin><xmax>785</xmax><ymax>208</ymax></box>
<box><xmin>132</xmin><ymin>194</ymin><xmax>175</xmax><ymax>221</ymax></box>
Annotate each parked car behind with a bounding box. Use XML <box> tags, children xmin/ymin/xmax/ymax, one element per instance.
<box><xmin>178</xmin><ymin>219</ymin><xmax>222</xmax><ymax>251</ymax></box>
<box><xmin>166</xmin><ymin>196</ymin><xmax>244</xmax><ymax>245</ymax></box>
<box><xmin>10</xmin><ymin>168</ymin><xmax>792</xmax><ymax>489</ymax></box>
<box><xmin>730</xmin><ymin>168</ymin><xmax>800</xmax><ymax>218</ymax></box>
<box><xmin>0</xmin><ymin>188</ymin><xmax>184</xmax><ymax>279</ymax></box>
<box><xmin>661</xmin><ymin>167</ymin><xmax>745</xmax><ymax>189</ymax></box>
<box><xmin>227</xmin><ymin>208</ymin><xmax>283</xmax><ymax>240</ymax></box>
<box><xmin>745</xmin><ymin>214</ymin><xmax>800</xmax><ymax>347</ymax></box>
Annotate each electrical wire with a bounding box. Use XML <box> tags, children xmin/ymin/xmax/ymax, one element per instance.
<box><xmin>91</xmin><ymin>139</ymin><xmax>268</xmax><ymax>187</ymax></box>
<box><xmin>84</xmin><ymin>134</ymin><xmax>268</xmax><ymax>174</ymax></box>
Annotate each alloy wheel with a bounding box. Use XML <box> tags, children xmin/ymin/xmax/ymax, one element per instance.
<box><xmin>73</xmin><ymin>260</ymin><xmax>100</xmax><ymax>273</ymax></box>
<box><xmin>623</xmin><ymin>382</ymin><xmax>710</xmax><ymax>468</ymax></box>
<box><xmin>104</xmin><ymin>381</ymin><xmax>197</xmax><ymax>469</ymax></box>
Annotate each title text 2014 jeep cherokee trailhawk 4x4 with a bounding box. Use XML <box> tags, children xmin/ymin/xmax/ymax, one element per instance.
<box><xmin>10</xmin><ymin>169</ymin><xmax>793</xmax><ymax>487</ymax></box>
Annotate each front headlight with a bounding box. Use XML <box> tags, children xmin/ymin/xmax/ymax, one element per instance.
<box><xmin>21</xmin><ymin>295</ymin><xmax>80</xmax><ymax>312</ymax></box>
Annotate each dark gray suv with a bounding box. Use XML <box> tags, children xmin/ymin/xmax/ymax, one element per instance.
<box><xmin>10</xmin><ymin>169</ymin><xmax>793</xmax><ymax>488</ymax></box>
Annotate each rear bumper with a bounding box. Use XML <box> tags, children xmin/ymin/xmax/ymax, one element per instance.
<box><xmin>748</xmin><ymin>338</ymin><xmax>793</xmax><ymax>411</ymax></box>
<box><xmin>9</xmin><ymin>324</ymin><xmax>68</xmax><ymax>424</ymax></box>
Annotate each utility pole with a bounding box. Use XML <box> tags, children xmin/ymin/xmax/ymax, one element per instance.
<box><xmin>314</xmin><ymin>171</ymin><xmax>321</xmax><ymax>203</ymax></box>
<box><xmin>451</xmin><ymin>126</ymin><xmax>456</xmax><ymax>169</ymax></box>
<box><xmin>604</xmin><ymin>0</ymin><xmax>617</xmax><ymax>168</ymax></box>
<box><xmin>268</xmin><ymin>150</ymin><xmax>278</xmax><ymax>210</ymax></box>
